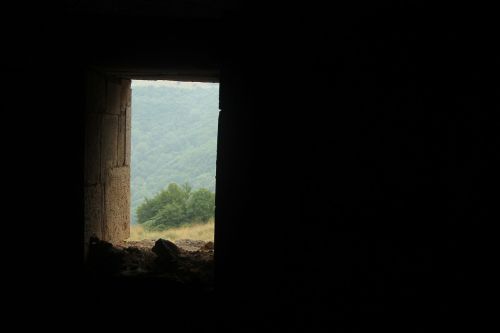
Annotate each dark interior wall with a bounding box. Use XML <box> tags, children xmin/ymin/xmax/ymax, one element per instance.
<box><xmin>24</xmin><ymin>2</ymin><xmax>486</xmax><ymax>330</ymax></box>
<box><xmin>214</xmin><ymin>10</ymin><xmax>484</xmax><ymax>330</ymax></box>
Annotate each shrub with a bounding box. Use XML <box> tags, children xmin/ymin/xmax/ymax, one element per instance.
<box><xmin>136</xmin><ymin>183</ymin><xmax>215</xmax><ymax>230</ymax></box>
<box><xmin>187</xmin><ymin>189</ymin><xmax>215</xmax><ymax>222</ymax></box>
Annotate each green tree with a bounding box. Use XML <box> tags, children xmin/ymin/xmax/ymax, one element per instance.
<box><xmin>136</xmin><ymin>183</ymin><xmax>190</xmax><ymax>224</ymax></box>
<box><xmin>153</xmin><ymin>202</ymin><xmax>187</xmax><ymax>229</ymax></box>
<box><xmin>137</xmin><ymin>182</ymin><xmax>215</xmax><ymax>230</ymax></box>
<box><xmin>187</xmin><ymin>188</ymin><xmax>215</xmax><ymax>222</ymax></box>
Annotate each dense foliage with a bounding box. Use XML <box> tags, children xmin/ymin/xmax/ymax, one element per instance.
<box><xmin>137</xmin><ymin>183</ymin><xmax>215</xmax><ymax>231</ymax></box>
<box><xmin>131</xmin><ymin>82</ymin><xmax>219</xmax><ymax>224</ymax></box>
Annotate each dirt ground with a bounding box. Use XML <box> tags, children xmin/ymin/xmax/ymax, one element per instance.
<box><xmin>85</xmin><ymin>237</ymin><xmax>214</xmax><ymax>291</ymax></box>
<box><xmin>119</xmin><ymin>238</ymin><xmax>211</xmax><ymax>252</ymax></box>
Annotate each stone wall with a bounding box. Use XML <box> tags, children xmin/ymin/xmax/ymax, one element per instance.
<box><xmin>84</xmin><ymin>70</ymin><xmax>131</xmax><ymax>255</ymax></box>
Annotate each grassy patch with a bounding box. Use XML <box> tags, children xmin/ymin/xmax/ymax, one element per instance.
<box><xmin>127</xmin><ymin>219</ymin><xmax>214</xmax><ymax>242</ymax></box>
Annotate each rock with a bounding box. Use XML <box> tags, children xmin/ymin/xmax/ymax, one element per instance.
<box><xmin>202</xmin><ymin>241</ymin><xmax>214</xmax><ymax>251</ymax></box>
<box><xmin>86</xmin><ymin>236</ymin><xmax>124</xmax><ymax>275</ymax></box>
<box><xmin>152</xmin><ymin>238</ymin><xmax>180</xmax><ymax>264</ymax></box>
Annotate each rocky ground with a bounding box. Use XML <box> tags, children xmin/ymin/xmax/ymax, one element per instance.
<box><xmin>85</xmin><ymin>237</ymin><xmax>214</xmax><ymax>291</ymax></box>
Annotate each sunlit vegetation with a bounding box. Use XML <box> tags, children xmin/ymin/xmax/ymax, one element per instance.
<box><xmin>136</xmin><ymin>182</ymin><xmax>215</xmax><ymax>231</ymax></box>
<box><xmin>127</xmin><ymin>219</ymin><xmax>214</xmax><ymax>242</ymax></box>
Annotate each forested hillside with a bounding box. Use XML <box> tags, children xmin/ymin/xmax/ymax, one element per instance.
<box><xmin>131</xmin><ymin>81</ymin><xmax>219</xmax><ymax>224</ymax></box>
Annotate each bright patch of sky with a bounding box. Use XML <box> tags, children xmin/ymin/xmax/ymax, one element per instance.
<box><xmin>132</xmin><ymin>80</ymin><xmax>218</xmax><ymax>89</ymax></box>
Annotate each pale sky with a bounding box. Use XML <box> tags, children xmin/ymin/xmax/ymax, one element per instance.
<box><xmin>131</xmin><ymin>80</ymin><xmax>218</xmax><ymax>89</ymax></box>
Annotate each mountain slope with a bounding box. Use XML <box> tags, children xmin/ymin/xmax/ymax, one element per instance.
<box><xmin>131</xmin><ymin>82</ymin><xmax>219</xmax><ymax>223</ymax></box>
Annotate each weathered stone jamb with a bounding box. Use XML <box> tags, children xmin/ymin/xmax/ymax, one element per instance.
<box><xmin>85</xmin><ymin>70</ymin><xmax>131</xmax><ymax>255</ymax></box>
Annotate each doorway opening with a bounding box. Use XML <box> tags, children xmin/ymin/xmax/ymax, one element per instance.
<box><xmin>127</xmin><ymin>80</ymin><xmax>219</xmax><ymax>252</ymax></box>
<box><xmin>84</xmin><ymin>73</ymin><xmax>219</xmax><ymax>287</ymax></box>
